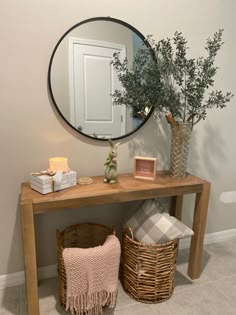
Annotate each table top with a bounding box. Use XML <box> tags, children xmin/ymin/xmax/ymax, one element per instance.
<box><xmin>21</xmin><ymin>171</ymin><xmax>209</xmax><ymax>214</ymax></box>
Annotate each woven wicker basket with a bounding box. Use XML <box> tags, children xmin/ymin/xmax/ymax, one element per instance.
<box><xmin>56</xmin><ymin>222</ymin><xmax>114</xmax><ymax>310</ymax></box>
<box><xmin>121</xmin><ymin>227</ymin><xmax>178</xmax><ymax>303</ymax></box>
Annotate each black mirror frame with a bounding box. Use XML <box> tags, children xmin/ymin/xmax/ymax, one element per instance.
<box><xmin>48</xmin><ymin>16</ymin><xmax>154</xmax><ymax>141</ymax></box>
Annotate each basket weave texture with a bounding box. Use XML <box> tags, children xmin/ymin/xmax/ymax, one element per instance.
<box><xmin>121</xmin><ymin>227</ymin><xmax>178</xmax><ymax>303</ymax></box>
<box><xmin>56</xmin><ymin>222</ymin><xmax>114</xmax><ymax>310</ymax></box>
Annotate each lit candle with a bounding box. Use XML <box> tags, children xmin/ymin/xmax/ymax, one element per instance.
<box><xmin>49</xmin><ymin>157</ymin><xmax>68</xmax><ymax>172</ymax></box>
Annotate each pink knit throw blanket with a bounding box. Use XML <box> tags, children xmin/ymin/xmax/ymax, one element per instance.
<box><xmin>62</xmin><ymin>235</ymin><xmax>121</xmax><ymax>315</ymax></box>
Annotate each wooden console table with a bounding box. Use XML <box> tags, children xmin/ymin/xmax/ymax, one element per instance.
<box><xmin>20</xmin><ymin>171</ymin><xmax>210</xmax><ymax>315</ymax></box>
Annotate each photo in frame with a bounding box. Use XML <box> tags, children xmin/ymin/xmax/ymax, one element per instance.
<box><xmin>134</xmin><ymin>156</ymin><xmax>157</xmax><ymax>180</ymax></box>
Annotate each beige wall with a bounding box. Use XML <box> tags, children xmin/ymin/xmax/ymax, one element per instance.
<box><xmin>0</xmin><ymin>0</ymin><xmax>236</xmax><ymax>275</ymax></box>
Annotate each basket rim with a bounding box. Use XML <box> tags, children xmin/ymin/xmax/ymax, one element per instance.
<box><xmin>123</xmin><ymin>226</ymin><xmax>178</xmax><ymax>248</ymax></box>
<box><xmin>57</xmin><ymin>222</ymin><xmax>115</xmax><ymax>235</ymax></box>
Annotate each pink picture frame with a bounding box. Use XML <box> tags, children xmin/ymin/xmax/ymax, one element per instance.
<box><xmin>134</xmin><ymin>156</ymin><xmax>157</xmax><ymax>181</ymax></box>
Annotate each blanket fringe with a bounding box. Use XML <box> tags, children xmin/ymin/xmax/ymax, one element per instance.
<box><xmin>66</xmin><ymin>290</ymin><xmax>117</xmax><ymax>315</ymax></box>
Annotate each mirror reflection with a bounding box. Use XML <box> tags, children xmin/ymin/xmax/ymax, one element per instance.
<box><xmin>48</xmin><ymin>17</ymin><xmax>154</xmax><ymax>140</ymax></box>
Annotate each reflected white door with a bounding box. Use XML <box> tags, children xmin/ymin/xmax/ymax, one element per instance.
<box><xmin>69</xmin><ymin>38</ymin><xmax>126</xmax><ymax>138</ymax></box>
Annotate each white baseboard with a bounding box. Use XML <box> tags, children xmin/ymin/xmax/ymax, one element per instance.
<box><xmin>0</xmin><ymin>265</ymin><xmax>58</xmax><ymax>290</ymax></box>
<box><xmin>0</xmin><ymin>270</ymin><xmax>25</xmax><ymax>289</ymax></box>
<box><xmin>37</xmin><ymin>264</ymin><xmax>57</xmax><ymax>280</ymax></box>
<box><xmin>1</xmin><ymin>229</ymin><xmax>236</xmax><ymax>289</ymax></box>
<box><xmin>179</xmin><ymin>228</ymin><xmax>236</xmax><ymax>249</ymax></box>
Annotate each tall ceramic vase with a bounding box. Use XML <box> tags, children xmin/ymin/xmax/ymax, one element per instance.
<box><xmin>170</xmin><ymin>122</ymin><xmax>192</xmax><ymax>179</ymax></box>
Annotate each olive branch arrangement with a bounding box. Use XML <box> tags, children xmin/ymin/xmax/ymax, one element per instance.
<box><xmin>111</xmin><ymin>29</ymin><xmax>233</xmax><ymax>127</ymax></box>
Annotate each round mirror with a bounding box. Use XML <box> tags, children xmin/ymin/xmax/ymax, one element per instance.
<box><xmin>48</xmin><ymin>17</ymin><xmax>154</xmax><ymax>141</ymax></box>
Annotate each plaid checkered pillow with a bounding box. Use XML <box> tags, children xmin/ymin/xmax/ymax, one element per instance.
<box><xmin>125</xmin><ymin>198</ymin><xmax>193</xmax><ymax>244</ymax></box>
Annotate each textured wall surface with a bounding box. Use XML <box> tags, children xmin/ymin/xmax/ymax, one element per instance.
<box><xmin>0</xmin><ymin>0</ymin><xmax>235</xmax><ymax>275</ymax></box>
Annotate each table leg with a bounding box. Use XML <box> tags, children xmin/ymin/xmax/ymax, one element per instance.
<box><xmin>188</xmin><ymin>182</ymin><xmax>211</xmax><ymax>279</ymax></box>
<box><xmin>170</xmin><ymin>195</ymin><xmax>183</xmax><ymax>220</ymax></box>
<box><xmin>20</xmin><ymin>201</ymin><xmax>39</xmax><ymax>315</ymax></box>
<box><xmin>170</xmin><ymin>195</ymin><xmax>184</xmax><ymax>256</ymax></box>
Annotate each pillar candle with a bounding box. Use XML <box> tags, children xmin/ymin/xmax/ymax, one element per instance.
<box><xmin>49</xmin><ymin>157</ymin><xmax>68</xmax><ymax>171</ymax></box>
